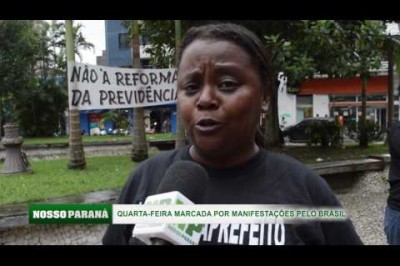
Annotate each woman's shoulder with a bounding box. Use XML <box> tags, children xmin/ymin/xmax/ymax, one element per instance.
<box><xmin>138</xmin><ymin>147</ymin><xmax>188</xmax><ymax>171</ymax></box>
<box><xmin>262</xmin><ymin>149</ymin><xmax>324</xmax><ymax>186</ymax></box>
<box><xmin>263</xmin><ymin>150</ymin><xmax>337</xmax><ymax>204</ymax></box>
<box><xmin>263</xmin><ymin>150</ymin><xmax>312</xmax><ymax>172</ymax></box>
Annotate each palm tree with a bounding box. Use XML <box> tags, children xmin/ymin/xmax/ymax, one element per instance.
<box><xmin>66</xmin><ymin>20</ymin><xmax>86</xmax><ymax>169</ymax></box>
<box><xmin>130</xmin><ymin>20</ymin><xmax>148</xmax><ymax>162</ymax></box>
<box><xmin>47</xmin><ymin>20</ymin><xmax>94</xmax><ymax>74</ymax></box>
<box><xmin>174</xmin><ymin>20</ymin><xmax>186</xmax><ymax>149</ymax></box>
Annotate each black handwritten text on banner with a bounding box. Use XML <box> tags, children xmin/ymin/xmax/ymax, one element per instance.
<box><xmin>68</xmin><ymin>62</ymin><xmax>177</xmax><ymax>110</ymax></box>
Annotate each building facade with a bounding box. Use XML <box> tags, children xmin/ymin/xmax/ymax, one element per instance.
<box><xmin>278</xmin><ymin>72</ymin><xmax>400</xmax><ymax>131</ymax></box>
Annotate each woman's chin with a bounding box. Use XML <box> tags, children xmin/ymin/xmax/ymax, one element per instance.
<box><xmin>192</xmin><ymin>141</ymin><xmax>226</xmax><ymax>157</ymax></box>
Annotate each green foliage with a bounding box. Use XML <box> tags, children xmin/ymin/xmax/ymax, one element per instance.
<box><xmin>100</xmin><ymin>109</ymin><xmax>130</xmax><ymax>132</ymax></box>
<box><xmin>309</xmin><ymin>120</ymin><xmax>343</xmax><ymax>148</ymax></box>
<box><xmin>122</xmin><ymin>20</ymin><xmax>210</xmax><ymax>68</ymax></box>
<box><xmin>385</xmin><ymin>33</ymin><xmax>400</xmax><ymax>75</ymax></box>
<box><xmin>0</xmin><ymin>20</ymin><xmax>41</xmax><ymax>123</ymax></box>
<box><xmin>346</xmin><ymin>120</ymin><xmax>385</xmax><ymax>144</ymax></box>
<box><xmin>16</xmin><ymin>77</ymin><xmax>68</xmax><ymax>137</ymax></box>
<box><xmin>346</xmin><ymin>21</ymin><xmax>386</xmax><ymax>76</ymax></box>
<box><xmin>44</xmin><ymin>20</ymin><xmax>94</xmax><ymax>72</ymax></box>
<box><xmin>139</xmin><ymin>20</ymin><xmax>176</xmax><ymax>67</ymax></box>
<box><xmin>264</xmin><ymin>31</ymin><xmax>315</xmax><ymax>82</ymax></box>
<box><xmin>122</xmin><ymin>20</ymin><xmax>179</xmax><ymax>67</ymax></box>
<box><xmin>358</xmin><ymin>120</ymin><xmax>384</xmax><ymax>142</ymax></box>
<box><xmin>0</xmin><ymin>20</ymin><xmax>94</xmax><ymax>136</ymax></box>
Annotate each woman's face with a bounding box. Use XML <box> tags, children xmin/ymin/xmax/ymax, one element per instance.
<box><xmin>177</xmin><ymin>39</ymin><xmax>263</xmax><ymax>159</ymax></box>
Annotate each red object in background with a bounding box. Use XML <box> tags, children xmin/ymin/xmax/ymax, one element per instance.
<box><xmin>299</xmin><ymin>76</ymin><xmax>387</xmax><ymax>95</ymax></box>
<box><xmin>89</xmin><ymin>114</ymin><xmax>101</xmax><ymax>122</ymax></box>
<box><xmin>338</xmin><ymin>116</ymin><xmax>344</xmax><ymax>127</ymax></box>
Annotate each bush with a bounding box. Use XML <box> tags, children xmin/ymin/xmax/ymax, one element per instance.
<box><xmin>16</xmin><ymin>78</ymin><xmax>67</xmax><ymax>137</ymax></box>
<box><xmin>309</xmin><ymin>120</ymin><xmax>343</xmax><ymax>148</ymax></box>
<box><xmin>345</xmin><ymin>120</ymin><xmax>384</xmax><ymax>143</ymax></box>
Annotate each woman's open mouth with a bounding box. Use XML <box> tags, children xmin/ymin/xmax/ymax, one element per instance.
<box><xmin>195</xmin><ymin>118</ymin><xmax>223</xmax><ymax>134</ymax></box>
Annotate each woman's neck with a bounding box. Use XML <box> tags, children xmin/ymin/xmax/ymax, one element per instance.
<box><xmin>189</xmin><ymin>143</ymin><xmax>260</xmax><ymax>169</ymax></box>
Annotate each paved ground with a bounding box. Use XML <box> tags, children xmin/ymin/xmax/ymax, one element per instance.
<box><xmin>336</xmin><ymin>168</ymin><xmax>389</xmax><ymax>245</ymax></box>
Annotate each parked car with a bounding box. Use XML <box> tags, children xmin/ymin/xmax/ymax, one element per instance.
<box><xmin>282</xmin><ymin>117</ymin><xmax>336</xmax><ymax>143</ymax></box>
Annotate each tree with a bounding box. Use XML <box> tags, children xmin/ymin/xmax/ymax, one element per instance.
<box><xmin>44</xmin><ymin>20</ymin><xmax>94</xmax><ymax>74</ymax></box>
<box><xmin>261</xmin><ymin>21</ymin><xmax>387</xmax><ymax>148</ymax></box>
<box><xmin>66</xmin><ymin>20</ymin><xmax>86</xmax><ymax>170</ymax></box>
<box><xmin>139</xmin><ymin>20</ymin><xmax>176</xmax><ymax>68</ymax></box>
<box><xmin>344</xmin><ymin>21</ymin><xmax>386</xmax><ymax>148</ymax></box>
<box><xmin>121</xmin><ymin>20</ymin><xmax>150</xmax><ymax>161</ymax></box>
<box><xmin>44</xmin><ymin>20</ymin><xmax>94</xmax><ymax>137</ymax></box>
<box><xmin>0</xmin><ymin>20</ymin><xmax>40</xmax><ymax>134</ymax></box>
<box><xmin>174</xmin><ymin>20</ymin><xmax>186</xmax><ymax>149</ymax></box>
<box><xmin>384</xmin><ymin>23</ymin><xmax>400</xmax><ymax>143</ymax></box>
<box><xmin>10</xmin><ymin>20</ymin><xmax>67</xmax><ymax>137</ymax></box>
<box><xmin>138</xmin><ymin>20</ymin><xmax>388</xmax><ymax>149</ymax></box>
<box><xmin>16</xmin><ymin>78</ymin><xmax>68</xmax><ymax>137</ymax></box>
<box><xmin>130</xmin><ymin>20</ymin><xmax>148</xmax><ymax>162</ymax></box>
<box><xmin>0</xmin><ymin>20</ymin><xmax>94</xmax><ymax>140</ymax></box>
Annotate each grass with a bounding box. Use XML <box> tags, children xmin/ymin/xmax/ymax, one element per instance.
<box><xmin>20</xmin><ymin>133</ymin><xmax>176</xmax><ymax>145</ymax></box>
<box><xmin>0</xmin><ymin>156</ymin><xmax>137</xmax><ymax>205</ymax></box>
<box><xmin>0</xmin><ymin>143</ymin><xmax>389</xmax><ymax>205</ymax></box>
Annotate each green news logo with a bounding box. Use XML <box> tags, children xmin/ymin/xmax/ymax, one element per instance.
<box><xmin>29</xmin><ymin>203</ymin><xmax>112</xmax><ymax>224</ymax></box>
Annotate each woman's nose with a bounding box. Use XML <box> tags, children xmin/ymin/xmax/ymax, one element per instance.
<box><xmin>196</xmin><ymin>85</ymin><xmax>219</xmax><ymax>110</ymax></box>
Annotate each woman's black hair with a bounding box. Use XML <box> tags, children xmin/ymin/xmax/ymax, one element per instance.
<box><xmin>178</xmin><ymin>23</ymin><xmax>269</xmax><ymax>147</ymax></box>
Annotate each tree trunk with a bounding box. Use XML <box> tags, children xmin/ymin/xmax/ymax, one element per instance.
<box><xmin>359</xmin><ymin>74</ymin><xmax>369</xmax><ymax>148</ymax></box>
<box><xmin>131</xmin><ymin>20</ymin><xmax>148</xmax><ymax>162</ymax></box>
<box><xmin>263</xmin><ymin>73</ymin><xmax>282</xmax><ymax>148</ymax></box>
<box><xmin>68</xmin><ymin>109</ymin><xmax>86</xmax><ymax>169</ymax></box>
<box><xmin>174</xmin><ymin>20</ymin><xmax>186</xmax><ymax>149</ymax></box>
<box><xmin>66</xmin><ymin>20</ymin><xmax>86</xmax><ymax>169</ymax></box>
<box><xmin>386</xmin><ymin>45</ymin><xmax>394</xmax><ymax>145</ymax></box>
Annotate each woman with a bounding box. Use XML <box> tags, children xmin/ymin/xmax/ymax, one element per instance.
<box><xmin>103</xmin><ymin>23</ymin><xmax>362</xmax><ymax>245</ymax></box>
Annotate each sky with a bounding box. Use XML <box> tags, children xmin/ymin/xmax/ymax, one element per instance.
<box><xmin>45</xmin><ymin>20</ymin><xmax>106</xmax><ymax>65</ymax></box>
<box><xmin>75</xmin><ymin>20</ymin><xmax>106</xmax><ymax>65</ymax></box>
<box><xmin>386</xmin><ymin>22</ymin><xmax>400</xmax><ymax>35</ymax></box>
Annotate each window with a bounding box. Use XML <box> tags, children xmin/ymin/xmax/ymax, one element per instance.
<box><xmin>329</xmin><ymin>95</ymin><xmax>356</xmax><ymax>102</ymax></box>
<box><xmin>119</xmin><ymin>33</ymin><xmax>130</xmax><ymax>49</ymax></box>
<box><xmin>119</xmin><ymin>33</ymin><xmax>149</xmax><ymax>49</ymax></box>
<box><xmin>297</xmin><ymin>96</ymin><xmax>313</xmax><ymax>106</ymax></box>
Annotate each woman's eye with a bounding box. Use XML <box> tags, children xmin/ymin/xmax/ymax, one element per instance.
<box><xmin>219</xmin><ymin>81</ymin><xmax>239</xmax><ymax>92</ymax></box>
<box><xmin>183</xmin><ymin>84</ymin><xmax>200</xmax><ymax>95</ymax></box>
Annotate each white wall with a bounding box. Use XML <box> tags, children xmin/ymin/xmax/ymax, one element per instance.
<box><xmin>313</xmin><ymin>95</ymin><xmax>330</xmax><ymax>117</ymax></box>
<box><xmin>277</xmin><ymin>73</ymin><xmax>297</xmax><ymax>128</ymax></box>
